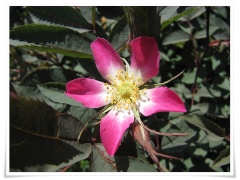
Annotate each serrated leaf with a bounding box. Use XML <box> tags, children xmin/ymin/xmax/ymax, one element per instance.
<box><xmin>10</xmin><ymin>95</ymin><xmax>91</xmax><ymax>142</ymax></box>
<box><xmin>12</xmin><ymin>83</ymin><xmax>45</xmax><ymax>100</ymax></box>
<box><xmin>10</xmin><ymin>127</ymin><xmax>92</xmax><ymax>172</ymax></box>
<box><xmin>108</xmin><ymin>16</ymin><xmax>129</xmax><ymax>52</ymax></box>
<box><xmin>91</xmin><ymin>143</ymin><xmax>117</xmax><ymax>172</ymax></box>
<box><xmin>13</xmin><ymin>67</ymin><xmax>78</xmax><ymax>101</ymax></box>
<box><xmin>115</xmin><ymin>156</ymin><xmax>157</xmax><ymax>172</ymax></box>
<box><xmin>10</xmin><ymin>96</ymin><xmax>92</xmax><ymax>172</ymax></box>
<box><xmin>27</xmin><ymin>6</ymin><xmax>92</xmax><ymax>33</ymax></box>
<box><xmin>161</xmin><ymin>7</ymin><xmax>199</xmax><ymax>30</ymax></box>
<box><xmin>162</xmin><ymin>30</ymin><xmax>190</xmax><ymax>45</ymax></box>
<box><xmin>77</xmin><ymin>6</ymin><xmax>94</xmax><ymax>24</ymax></box>
<box><xmin>37</xmin><ymin>82</ymin><xmax>82</xmax><ymax>106</ymax></box>
<box><xmin>212</xmin><ymin>147</ymin><xmax>230</xmax><ymax>168</ymax></box>
<box><xmin>10</xmin><ymin>24</ymin><xmax>95</xmax><ymax>58</ymax></box>
<box><xmin>21</xmin><ymin>67</ymin><xmax>77</xmax><ymax>86</ymax></box>
<box><xmin>183</xmin><ymin>114</ymin><xmax>226</xmax><ymax>140</ymax></box>
<box><xmin>91</xmin><ymin>143</ymin><xmax>156</xmax><ymax>172</ymax></box>
<box><xmin>68</xmin><ymin>106</ymin><xmax>97</xmax><ymax>126</ymax></box>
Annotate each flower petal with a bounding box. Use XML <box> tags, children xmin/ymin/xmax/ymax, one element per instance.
<box><xmin>65</xmin><ymin>78</ymin><xmax>108</xmax><ymax>108</ymax></box>
<box><xmin>130</xmin><ymin>36</ymin><xmax>160</xmax><ymax>83</ymax></box>
<box><xmin>100</xmin><ymin>109</ymin><xmax>134</xmax><ymax>156</ymax></box>
<box><xmin>138</xmin><ymin>87</ymin><xmax>186</xmax><ymax>116</ymax></box>
<box><xmin>91</xmin><ymin>38</ymin><xmax>125</xmax><ymax>82</ymax></box>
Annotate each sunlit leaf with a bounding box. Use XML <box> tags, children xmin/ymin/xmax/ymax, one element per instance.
<box><xmin>161</xmin><ymin>119</ymin><xmax>197</xmax><ymax>156</ymax></box>
<box><xmin>212</xmin><ymin>147</ymin><xmax>230</xmax><ymax>168</ymax></box>
<box><xmin>162</xmin><ymin>30</ymin><xmax>190</xmax><ymax>45</ymax></box>
<box><xmin>159</xmin><ymin>6</ymin><xmax>179</xmax><ymax>22</ymax></box>
<box><xmin>10</xmin><ymin>24</ymin><xmax>95</xmax><ymax>58</ymax></box>
<box><xmin>210</xmin><ymin>15</ymin><xmax>230</xmax><ymax>40</ymax></box>
<box><xmin>37</xmin><ymin>82</ymin><xmax>82</xmax><ymax>106</ymax></box>
<box><xmin>161</xmin><ymin>7</ymin><xmax>199</xmax><ymax>30</ymax></box>
<box><xmin>194</xmin><ymin>26</ymin><xmax>219</xmax><ymax>39</ymax></box>
<box><xmin>183</xmin><ymin>114</ymin><xmax>226</xmax><ymax>140</ymax></box>
<box><xmin>178</xmin><ymin>6</ymin><xmax>206</xmax><ymax>21</ymax></box>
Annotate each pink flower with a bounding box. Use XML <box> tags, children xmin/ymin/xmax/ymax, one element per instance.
<box><xmin>66</xmin><ymin>37</ymin><xmax>186</xmax><ymax>156</ymax></box>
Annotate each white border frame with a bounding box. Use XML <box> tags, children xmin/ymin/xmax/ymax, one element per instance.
<box><xmin>2</xmin><ymin>0</ymin><xmax>239</xmax><ymax>179</ymax></box>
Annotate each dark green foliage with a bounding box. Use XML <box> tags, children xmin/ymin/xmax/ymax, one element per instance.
<box><xmin>9</xmin><ymin>6</ymin><xmax>230</xmax><ymax>172</ymax></box>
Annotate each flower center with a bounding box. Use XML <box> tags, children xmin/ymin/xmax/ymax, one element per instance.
<box><xmin>104</xmin><ymin>70</ymin><xmax>144</xmax><ymax>110</ymax></box>
<box><xmin>116</xmin><ymin>82</ymin><xmax>134</xmax><ymax>99</ymax></box>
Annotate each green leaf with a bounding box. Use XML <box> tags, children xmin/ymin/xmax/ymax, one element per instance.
<box><xmin>212</xmin><ymin>7</ymin><xmax>228</xmax><ymax>19</ymax></box>
<box><xmin>10</xmin><ymin>127</ymin><xmax>92</xmax><ymax>172</ymax></box>
<box><xmin>211</xmin><ymin>15</ymin><xmax>230</xmax><ymax>40</ymax></box>
<box><xmin>183</xmin><ymin>114</ymin><xmax>226</xmax><ymax>140</ymax></box>
<box><xmin>12</xmin><ymin>67</ymin><xmax>78</xmax><ymax>100</ymax></box>
<box><xmin>159</xmin><ymin>6</ymin><xmax>179</xmax><ymax>22</ymax></box>
<box><xmin>68</xmin><ymin>106</ymin><xmax>97</xmax><ymax>126</ymax></box>
<box><xmin>196</xmin><ymin>85</ymin><xmax>221</xmax><ymax>98</ymax></box>
<box><xmin>77</xmin><ymin>58</ymin><xmax>104</xmax><ymax>82</ymax></box>
<box><xmin>162</xmin><ymin>30</ymin><xmax>190</xmax><ymax>45</ymax></box>
<box><xmin>10</xmin><ymin>24</ymin><xmax>95</xmax><ymax>58</ymax></box>
<box><xmin>124</xmin><ymin>6</ymin><xmax>160</xmax><ymax>40</ymax></box>
<box><xmin>10</xmin><ymin>96</ymin><xmax>92</xmax><ymax>172</ymax></box>
<box><xmin>10</xmin><ymin>95</ymin><xmax>91</xmax><ymax>142</ymax></box>
<box><xmin>21</xmin><ymin>67</ymin><xmax>77</xmax><ymax>86</ymax></box>
<box><xmin>91</xmin><ymin>143</ymin><xmax>117</xmax><ymax>172</ymax></box>
<box><xmin>178</xmin><ymin>6</ymin><xmax>206</xmax><ymax>21</ymax></box>
<box><xmin>108</xmin><ymin>16</ymin><xmax>129</xmax><ymax>52</ymax></box>
<box><xmin>77</xmin><ymin>6</ymin><xmax>94</xmax><ymax>24</ymax></box>
<box><xmin>160</xmin><ymin>119</ymin><xmax>197</xmax><ymax>155</ymax></box>
<box><xmin>37</xmin><ymin>82</ymin><xmax>82</xmax><ymax>106</ymax></box>
<box><xmin>27</xmin><ymin>6</ymin><xmax>92</xmax><ymax>33</ymax></box>
<box><xmin>115</xmin><ymin>156</ymin><xmax>157</xmax><ymax>172</ymax></box>
<box><xmin>212</xmin><ymin>147</ymin><xmax>230</xmax><ymax>168</ymax></box>
<box><xmin>91</xmin><ymin>143</ymin><xmax>156</xmax><ymax>172</ymax></box>
<box><xmin>194</xmin><ymin>26</ymin><xmax>219</xmax><ymax>39</ymax></box>
<box><xmin>161</xmin><ymin>7</ymin><xmax>199</xmax><ymax>30</ymax></box>
<box><xmin>181</xmin><ymin>69</ymin><xmax>200</xmax><ymax>84</ymax></box>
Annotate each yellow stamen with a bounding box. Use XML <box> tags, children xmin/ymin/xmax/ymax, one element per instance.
<box><xmin>104</xmin><ymin>70</ymin><xmax>144</xmax><ymax>111</ymax></box>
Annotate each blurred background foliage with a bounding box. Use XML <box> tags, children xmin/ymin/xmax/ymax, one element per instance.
<box><xmin>10</xmin><ymin>6</ymin><xmax>230</xmax><ymax>172</ymax></box>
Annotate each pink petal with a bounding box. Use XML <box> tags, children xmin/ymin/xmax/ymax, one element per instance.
<box><xmin>138</xmin><ymin>87</ymin><xmax>186</xmax><ymax>116</ymax></box>
<box><xmin>100</xmin><ymin>109</ymin><xmax>134</xmax><ymax>156</ymax></box>
<box><xmin>91</xmin><ymin>38</ymin><xmax>125</xmax><ymax>82</ymax></box>
<box><xmin>65</xmin><ymin>78</ymin><xmax>108</xmax><ymax>108</ymax></box>
<box><xmin>130</xmin><ymin>36</ymin><xmax>160</xmax><ymax>83</ymax></box>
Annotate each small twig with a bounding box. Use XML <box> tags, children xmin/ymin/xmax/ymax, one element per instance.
<box><xmin>155</xmin><ymin>135</ymin><xmax>160</xmax><ymax>152</ymax></box>
<box><xmin>57</xmin><ymin>165</ymin><xmax>71</xmax><ymax>172</ymax></box>
<box><xmin>191</xmin><ymin>6</ymin><xmax>210</xmax><ymax>106</ymax></box>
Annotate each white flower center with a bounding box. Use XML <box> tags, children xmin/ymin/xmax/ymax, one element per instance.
<box><xmin>104</xmin><ymin>70</ymin><xmax>146</xmax><ymax>110</ymax></box>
